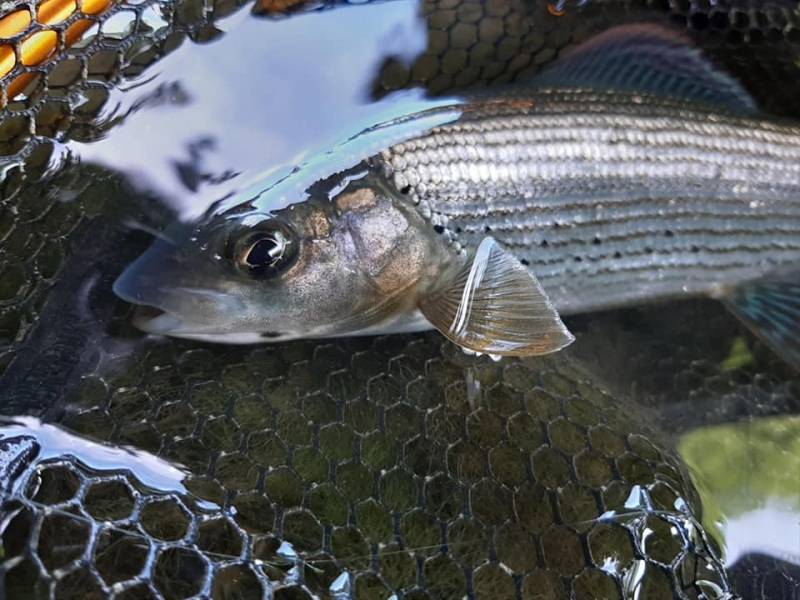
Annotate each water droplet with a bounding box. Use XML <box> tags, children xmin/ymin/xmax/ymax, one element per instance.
<box><xmin>285</xmin><ymin>565</ymin><xmax>302</xmax><ymax>584</ymax></box>
<box><xmin>674</xmin><ymin>497</ymin><xmax>690</xmax><ymax>514</ymax></box>
<box><xmin>641</xmin><ymin>526</ymin><xmax>654</xmax><ymax>548</ymax></box>
<box><xmin>600</xmin><ymin>556</ymin><xmax>620</xmax><ymax>576</ymax></box>
<box><xmin>623</xmin><ymin>485</ymin><xmax>652</xmax><ymax>512</ymax></box>
<box><xmin>277</xmin><ymin>540</ymin><xmax>298</xmax><ymax>561</ymax></box>
<box><xmin>330</xmin><ymin>571</ymin><xmax>351</xmax><ymax>598</ymax></box>
<box><xmin>621</xmin><ymin>559</ymin><xmax>646</xmax><ymax>600</ymax></box>
<box><xmin>465</xmin><ymin>368</ymin><xmax>480</xmax><ymax>409</ymax></box>
<box><xmin>599</xmin><ymin>510</ymin><xmax>617</xmax><ymax>522</ymax></box>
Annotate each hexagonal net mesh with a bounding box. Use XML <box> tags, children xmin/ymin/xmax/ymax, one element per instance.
<box><xmin>1</xmin><ymin>338</ymin><xmax>736</xmax><ymax>599</ymax></box>
<box><xmin>0</xmin><ymin>0</ymin><xmax>119</xmax><ymax>103</ymax></box>
<box><xmin>0</xmin><ymin>0</ymin><xmax>219</xmax><ymax>165</ymax></box>
<box><xmin>2</xmin><ymin>438</ymin><xmax>275</xmax><ymax>599</ymax></box>
<box><xmin>0</xmin><ymin>0</ymin><xmax>797</xmax><ymax>598</ymax></box>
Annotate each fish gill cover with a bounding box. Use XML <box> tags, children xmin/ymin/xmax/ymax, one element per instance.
<box><xmin>0</xmin><ymin>0</ymin><xmax>798</xmax><ymax>598</ymax></box>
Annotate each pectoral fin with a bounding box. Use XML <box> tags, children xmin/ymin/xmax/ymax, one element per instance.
<box><xmin>722</xmin><ymin>269</ymin><xmax>800</xmax><ymax>370</ymax></box>
<box><xmin>418</xmin><ymin>238</ymin><xmax>574</xmax><ymax>357</ymax></box>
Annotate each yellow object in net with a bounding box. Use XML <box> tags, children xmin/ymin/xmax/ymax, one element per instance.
<box><xmin>0</xmin><ymin>0</ymin><xmax>113</xmax><ymax>102</ymax></box>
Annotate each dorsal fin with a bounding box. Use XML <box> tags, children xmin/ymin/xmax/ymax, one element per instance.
<box><xmin>531</xmin><ymin>23</ymin><xmax>757</xmax><ymax>114</ymax></box>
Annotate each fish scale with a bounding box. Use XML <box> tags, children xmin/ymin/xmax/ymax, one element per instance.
<box><xmin>111</xmin><ymin>23</ymin><xmax>800</xmax><ymax>363</ymax></box>
<box><xmin>378</xmin><ymin>89</ymin><xmax>800</xmax><ymax>314</ymax></box>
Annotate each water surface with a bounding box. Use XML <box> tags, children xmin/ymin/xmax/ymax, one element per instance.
<box><xmin>0</xmin><ymin>0</ymin><xmax>798</xmax><ymax>598</ymax></box>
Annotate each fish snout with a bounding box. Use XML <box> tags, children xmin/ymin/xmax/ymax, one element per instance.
<box><xmin>113</xmin><ymin>238</ymin><xmax>245</xmax><ymax>336</ymax></box>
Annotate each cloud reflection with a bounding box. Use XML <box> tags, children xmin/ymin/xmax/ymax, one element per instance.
<box><xmin>73</xmin><ymin>1</ymin><xmax>436</xmax><ymax>220</ymax></box>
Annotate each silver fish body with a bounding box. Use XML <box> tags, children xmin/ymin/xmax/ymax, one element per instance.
<box><xmin>376</xmin><ymin>90</ymin><xmax>800</xmax><ymax>315</ymax></box>
<box><xmin>114</xmin><ymin>23</ymin><xmax>800</xmax><ymax>363</ymax></box>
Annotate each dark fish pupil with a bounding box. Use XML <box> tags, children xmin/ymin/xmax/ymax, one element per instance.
<box><xmin>246</xmin><ymin>237</ymin><xmax>282</xmax><ymax>267</ymax></box>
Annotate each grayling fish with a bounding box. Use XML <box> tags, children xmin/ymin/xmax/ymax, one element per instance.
<box><xmin>114</xmin><ymin>24</ymin><xmax>800</xmax><ymax>366</ymax></box>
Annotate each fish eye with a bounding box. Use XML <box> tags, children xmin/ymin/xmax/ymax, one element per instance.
<box><xmin>230</xmin><ymin>221</ymin><xmax>297</xmax><ymax>278</ymax></box>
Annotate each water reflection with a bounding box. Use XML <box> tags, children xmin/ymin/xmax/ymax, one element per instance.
<box><xmin>75</xmin><ymin>2</ymin><xmax>434</xmax><ymax>219</ymax></box>
<box><xmin>679</xmin><ymin>416</ymin><xmax>800</xmax><ymax>591</ymax></box>
<box><xmin>0</xmin><ymin>416</ymin><xmax>190</xmax><ymax>497</ymax></box>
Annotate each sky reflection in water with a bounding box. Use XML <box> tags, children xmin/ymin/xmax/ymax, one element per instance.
<box><xmin>0</xmin><ymin>417</ymin><xmax>190</xmax><ymax>498</ymax></box>
<box><xmin>73</xmin><ymin>1</ymin><xmax>456</xmax><ymax>220</ymax></box>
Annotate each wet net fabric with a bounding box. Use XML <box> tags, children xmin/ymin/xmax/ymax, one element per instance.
<box><xmin>0</xmin><ymin>343</ymin><xmax>733</xmax><ymax>599</ymax></box>
<box><xmin>0</xmin><ymin>0</ymin><xmax>799</xmax><ymax>598</ymax></box>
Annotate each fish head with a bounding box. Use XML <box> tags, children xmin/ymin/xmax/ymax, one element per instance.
<box><xmin>113</xmin><ymin>170</ymin><xmax>447</xmax><ymax>343</ymax></box>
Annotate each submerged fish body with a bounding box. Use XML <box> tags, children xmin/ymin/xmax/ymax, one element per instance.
<box><xmin>379</xmin><ymin>90</ymin><xmax>800</xmax><ymax>315</ymax></box>
<box><xmin>114</xmin><ymin>24</ymin><xmax>800</xmax><ymax>365</ymax></box>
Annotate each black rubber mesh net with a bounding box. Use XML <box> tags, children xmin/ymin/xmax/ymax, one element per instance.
<box><xmin>0</xmin><ymin>340</ymin><xmax>734</xmax><ymax>599</ymax></box>
<box><xmin>0</xmin><ymin>0</ymin><xmax>798</xmax><ymax>598</ymax></box>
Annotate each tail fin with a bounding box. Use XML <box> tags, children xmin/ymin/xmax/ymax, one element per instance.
<box><xmin>723</xmin><ymin>269</ymin><xmax>800</xmax><ymax>370</ymax></box>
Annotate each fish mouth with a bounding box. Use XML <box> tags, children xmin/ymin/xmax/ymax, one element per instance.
<box><xmin>126</xmin><ymin>299</ymin><xmax>256</xmax><ymax>341</ymax></box>
<box><xmin>131</xmin><ymin>301</ymin><xmax>287</xmax><ymax>344</ymax></box>
<box><xmin>113</xmin><ymin>269</ymin><xmax>244</xmax><ymax>337</ymax></box>
<box><xmin>113</xmin><ymin>273</ymin><xmax>187</xmax><ymax>335</ymax></box>
<box><xmin>113</xmin><ymin>236</ymin><xmax>255</xmax><ymax>340</ymax></box>
<box><xmin>131</xmin><ymin>305</ymin><xmax>186</xmax><ymax>335</ymax></box>
<box><xmin>117</xmin><ymin>289</ymin><xmax>246</xmax><ymax>337</ymax></box>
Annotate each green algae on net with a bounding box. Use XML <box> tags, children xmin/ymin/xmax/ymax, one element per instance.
<box><xmin>1</xmin><ymin>339</ymin><xmax>734</xmax><ymax>598</ymax></box>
